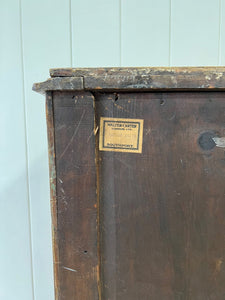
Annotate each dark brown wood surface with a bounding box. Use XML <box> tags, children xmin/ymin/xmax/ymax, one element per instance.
<box><xmin>46</xmin><ymin>92</ymin><xmax>60</xmax><ymax>299</ymax></box>
<box><xmin>95</xmin><ymin>92</ymin><xmax>225</xmax><ymax>299</ymax></box>
<box><xmin>50</xmin><ymin>89</ymin><xmax>225</xmax><ymax>299</ymax></box>
<box><xmin>53</xmin><ymin>91</ymin><xmax>99</xmax><ymax>299</ymax></box>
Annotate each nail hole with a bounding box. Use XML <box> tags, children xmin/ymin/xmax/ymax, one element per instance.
<box><xmin>83</xmin><ymin>250</ymin><xmax>88</xmax><ymax>254</ymax></box>
<box><xmin>160</xmin><ymin>99</ymin><xmax>165</xmax><ymax>106</ymax></box>
<box><xmin>72</xmin><ymin>95</ymin><xmax>75</xmax><ymax>99</ymax></box>
<box><xmin>114</xmin><ymin>93</ymin><xmax>119</xmax><ymax>101</ymax></box>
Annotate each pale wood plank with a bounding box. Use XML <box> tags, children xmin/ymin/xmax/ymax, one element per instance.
<box><xmin>20</xmin><ymin>0</ymin><xmax>71</xmax><ymax>299</ymax></box>
<box><xmin>121</xmin><ymin>0</ymin><xmax>171</xmax><ymax>66</ymax></box>
<box><xmin>220</xmin><ymin>0</ymin><xmax>225</xmax><ymax>65</ymax></box>
<box><xmin>71</xmin><ymin>0</ymin><xmax>120</xmax><ymax>67</ymax></box>
<box><xmin>0</xmin><ymin>1</ymin><xmax>34</xmax><ymax>299</ymax></box>
<box><xmin>171</xmin><ymin>0</ymin><xmax>220</xmax><ymax>66</ymax></box>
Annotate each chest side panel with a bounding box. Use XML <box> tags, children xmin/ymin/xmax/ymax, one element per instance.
<box><xmin>95</xmin><ymin>92</ymin><xmax>225</xmax><ymax>300</ymax></box>
<box><xmin>53</xmin><ymin>91</ymin><xmax>99</xmax><ymax>300</ymax></box>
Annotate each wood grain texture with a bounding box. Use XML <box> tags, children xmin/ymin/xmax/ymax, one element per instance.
<box><xmin>4</xmin><ymin>0</ymin><xmax>225</xmax><ymax>299</ymax></box>
<box><xmin>46</xmin><ymin>92</ymin><xmax>59</xmax><ymax>300</ymax></box>
<box><xmin>33</xmin><ymin>67</ymin><xmax>225</xmax><ymax>94</ymax></box>
<box><xmin>53</xmin><ymin>91</ymin><xmax>99</xmax><ymax>299</ymax></box>
<box><xmin>95</xmin><ymin>91</ymin><xmax>225</xmax><ymax>299</ymax></box>
<box><xmin>50</xmin><ymin>66</ymin><xmax>225</xmax><ymax>77</ymax></box>
<box><xmin>49</xmin><ymin>88</ymin><xmax>225</xmax><ymax>299</ymax></box>
<box><xmin>33</xmin><ymin>77</ymin><xmax>83</xmax><ymax>94</ymax></box>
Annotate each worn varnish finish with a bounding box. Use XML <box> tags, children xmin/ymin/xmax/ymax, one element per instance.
<box><xmin>49</xmin><ymin>67</ymin><xmax>225</xmax><ymax>78</ymax></box>
<box><xmin>53</xmin><ymin>91</ymin><xmax>99</xmax><ymax>299</ymax></box>
<box><xmin>95</xmin><ymin>92</ymin><xmax>225</xmax><ymax>299</ymax></box>
<box><xmin>33</xmin><ymin>67</ymin><xmax>225</xmax><ymax>94</ymax></box>
<box><xmin>34</xmin><ymin>68</ymin><xmax>225</xmax><ymax>299</ymax></box>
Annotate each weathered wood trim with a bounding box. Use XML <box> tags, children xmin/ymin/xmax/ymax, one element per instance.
<box><xmin>33</xmin><ymin>67</ymin><xmax>225</xmax><ymax>94</ymax></box>
<box><xmin>33</xmin><ymin>77</ymin><xmax>84</xmax><ymax>94</ymax></box>
<box><xmin>45</xmin><ymin>92</ymin><xmax>59</xmax><ymax>300</ymax></box>
<box><xmin>83</xmin><ymin>74</ymin><xmax>225</xmax><ymax>91</ymax></box>
<box><xmin>49</xmin><ymin>66</ymin><xmax>225</xmax><ymax>78</ymax></box>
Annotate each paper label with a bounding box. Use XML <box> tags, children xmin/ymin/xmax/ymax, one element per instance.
<box><xmin>99</xmin><ymin>117</ymin><xmax>144</xmax><ymax>153</ymax></box>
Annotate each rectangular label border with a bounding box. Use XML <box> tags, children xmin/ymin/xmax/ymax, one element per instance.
<box><xmin>102</xmin><ymin>120</ymin><xmax>141</xmax><ymax>150</ymax></box>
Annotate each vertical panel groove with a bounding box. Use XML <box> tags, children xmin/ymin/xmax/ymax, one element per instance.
<box><xmin>119</xmin><ymin>0</ymin><xmax>122</xmax><ymax>66</ymax></box>
<box><xmin>45</xmin><ymin>93</ymin><xmax>58</xmax><ymax>300</ymax></box>
<box><xmin>171</xmin><ymin>0</ymin><xmax>220</xmax><ymax>66</ymax></box>
<box><xmin>93</xmin><ymin>97</ymin><xmax>102</xmax><ymax>300</ymax></box>
<box><xmin>169</xmin><ymin>0</ymin><xmax>172</xmax><ymax>66</ymax></box>
<box><xmin>71</xmin><ymin>1</ymin><xmax>120</xmax><ymax>67</ymax></box>
<box><xmin>69</xmin><ymin>0</ymin><xmax>73</xmax><ymax>67</ymax></box>
<box><xmin>121</xmin><ymin>0</ymin><xmax>170</xmax><ymax>66</ymax></box>
<box><xmin>21</xmin><ymin>2</ymin><xmax>71</xmax><ymax>298</ymax></box>
<box><xmin>218</xmin><ymin>0</ymin><xmax>222</xmax><ymax>65</ymax></box>
<box><xmin>19</xmin><ymin>0</ymin><xmax>35</xmax><ymax>299</ymax></box>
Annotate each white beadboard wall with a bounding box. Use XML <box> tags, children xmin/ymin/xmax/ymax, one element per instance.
<box><xmin>1</xmin><ymin>0</ymin><xmax>225</xmax><ymax>299</ymax></box>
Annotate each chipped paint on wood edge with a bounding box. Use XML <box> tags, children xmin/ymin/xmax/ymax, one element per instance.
<box><xmin>33</xmin><ymin>67</ymin><xmax>225</xmax><ymax>94</ymax></box>
<box><xmin>46</xmin><ymin>92</ymin><xmax>60</xmax><ymax>300</ymax></box>
<box><xmin>50</xmin><ymin>66</ymin><xmax>225</xmax><ymax>77</ymax></box>
<box><xmin>213</xmin><ymin>137</ymin><xmax>225</xmax><ymax>148</ymax></box>
<box><xmin>33</xmin><ymin>77</ymin><xmax>84</xmax><ymax>94</ymax></box>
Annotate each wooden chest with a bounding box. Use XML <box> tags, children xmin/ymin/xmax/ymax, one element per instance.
<box><xmin>34</xmin><ymin>67</ymin><xmax>225</xmax><ymax>299</ymax></box>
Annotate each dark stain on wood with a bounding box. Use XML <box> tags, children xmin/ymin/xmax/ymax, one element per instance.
<box><xmin>198</xmin><ymin>132</ymin><xmax>217</xmax><ymax>151</ymax></box>
<box><xmin>94</xmin><ymin>92</ymin><xmax>225</xmax><ymax>299</ymax></box>
<box><xmin>45</xmin><ymin>92</ymin><xmax>60</xmax><ymax>300</ymax></box>
<box><xmin>34</xmin><ymin>68</ymin><xmax>225</xmax><ymax>299</ymax></box>
<box><xmin>53</xmin><ymin>91</ymin><xmax>99</xmax><ymax>299</ymax></box>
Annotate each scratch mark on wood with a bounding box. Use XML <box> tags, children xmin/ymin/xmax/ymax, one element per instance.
<box><xmin>168</xmin><ymin>112</ymin><xmax>176</xmax><ymax>120</ymax></box>
<box><xmin>145</xmin><ymin>128</ymin><xmax>151</xmax><ymax>135</ymax></box>
<box><xmin>87</xmin><ymin>130</ymin><xmax>94</xmax><ymax>143</ymax></box>
<box><xmin>59</xmin><ymin>110</ymin><xmax>86</xmax><ymax>159</ymax></box>
<box><xmin>58</xmin><ymin>178</ymin><xmax>63</xmax><ymax>184</ymax></box>
<box><xmin>213</xmin><ymin>137</ymin><xmax>225</xmax><ymax>148</ymax></box>
<box><xmin>113</xmin><ymin>102</ymin><xmax>130</xmax><ymax>113</ymax></box>
<box><xmin>115</xmin><ymin>157</ymin><xmax>133</xmax><ymax>169</ymax></box>
<box><xmin>215</xmin><ymin>259</ymin><xmax>223</xmax><ymax>273</ymax></box>
<box><xmin>94</xmin><ymin>126</ymin><xmax>99</xmax><ymax>136</ymax></box>
<box><xmin>63</xmin><ymin>267</ymin><xmax>78</xmax><ymax>273</ymax></box>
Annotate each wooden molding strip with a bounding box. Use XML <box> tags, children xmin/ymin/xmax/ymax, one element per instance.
<box><xmin>33</xmin><ymin>67</ymin><xmax>225</xmax><ymax>94</ymax></box>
